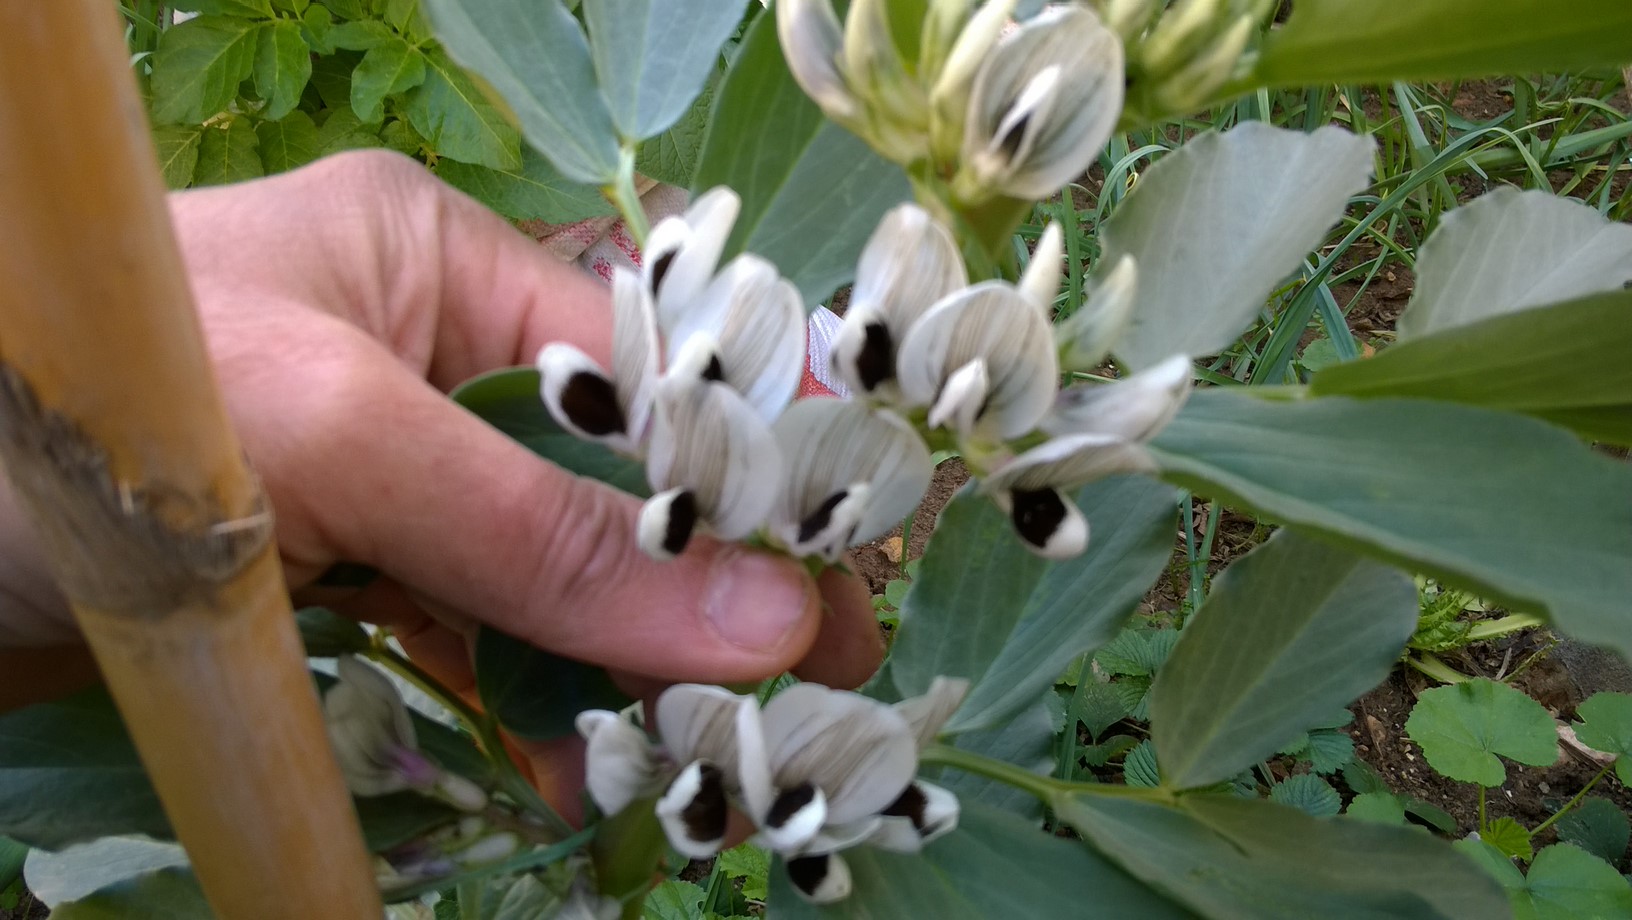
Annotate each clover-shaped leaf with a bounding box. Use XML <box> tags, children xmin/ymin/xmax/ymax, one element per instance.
<box><xmin>1573</xmin><ymin>691</ymin><xmax>1632</xmax><ymax>786</ymax></box>
<box><xmin>1404</xmin><ymin>679</ymin><xmax>1557</xmax><ymax>787</ymax></box>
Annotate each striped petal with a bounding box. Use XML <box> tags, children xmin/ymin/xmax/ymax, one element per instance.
<box><xmin>787</xmin><ymin>852</ymin><xmax>853</xmax><ymax>904</ymax></box>
<box><xmin>1057</xmin><ymin>253</ymin><xmax>1137</xmax><ymax>371</ymax></box>
<box><xmin>770</xmin><ymin>399</ymin><xmax>933</xmax><ymax>560</ymax></box>
<box><xmin>759</xmin><ymin>781</ymin><xmax>829</xmax><ymax>854</ymax></box>
<box><xmin>655</xmin><ymin>684</ymin><xmax>755</xmax><ymax>777</ymax></box>
<box><xmin>644</xmin><ymin>187</ymin><xmax>741</xmax><ymax>334</ymax></box>
<box><xmin>576</xmin><ymin>710</ymin><xmax>662</xmax><ymax>817</ymax></box>
<box><xmin>646</xmin><ymin>378</ymin><xmax>782</xmax><ymax>541</ymax></box>
<box><xmin>776</xmin><ymin>0</ymin><xmax>859</xmax><ymax>121</ymax></box>
<box><xmin>325</xmin><ymin>655</ymin><xmax>420</xmax><ymax>797</ymax></box>
<box><xmin>927</xmin><ymin>358</ymin><xmax>989</xmax><ymax>437</ymax></box>
<box><xmin>892</xmin><ymin>676</ymin><xmax>970</xmax><ymax>750</ymax></box>
<box><xmin>612</xmin><ymin>268</ymin><xmax>660</xmax><ymax>445</ymax></box>
<box><xmin>1043</xmin><ymin>353</ymin><xmax>1193</xmax><ymax>442</ymax></box>
<box><xmin>757</xmin><ymin>684</ymin><xmax>918</xmax><ymax>826</ymax></box>
<box><xmin>832</xmin><ymin>204</ymin><xmax>968</xmax><ymax>396</ymax></box>
<box><xmin>666</xmin><ymin>254</ymin><xmax>806</xmax><ymax>422</ymax></box>
<box><xmin>896</xmin><ymin>282</ymin><xmax>1059</xmax><ymax>439</ymax></box>
<box><xmin>1020</xmin><ymin>222</ymin><xmax>1065</xmax><ymax>312</ymax></box>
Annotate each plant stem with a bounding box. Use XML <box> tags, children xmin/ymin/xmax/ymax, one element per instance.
<box><xmin>458</xmin><ymin>879</ymin><xmax>483</xmax><ymax>920</ymax></box>
<box><xmin>1464</xmin><ymin>613</ymin><xmax>1546</xmax><ymax>642</ymax></box>
<box><xmin>1406</xmin><ymin>652</ymin><xmax>1469</xmax><ymax>684</ymax></box>
<box><xmin>1477</xmin><ymin>785</ymin><xmax>1487</xmax><ymax>835</ymax></box>
<box><xmin>604</xmin><ymin>145</ymin><xmax>649</xmax><ymax>248</ymax></box>
<box><xmin>922</xmin><ymin>744</ymin><xmax>1177</xmax><ymax>805</ymax></box>
<box><xmin>1529</xmin><ymin>762</ymin><xmax>1614</xmax><ymax>838</ymax></box>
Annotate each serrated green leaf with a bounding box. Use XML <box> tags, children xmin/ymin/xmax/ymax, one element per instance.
<box><xmin>150</xmin><ymin>124</ymin><xmax>203</xmax><ymax>188</ymax></box>
<box><xmin>717</xmin><ymin>844</ymin><xmax>769</xmax><ymax>902</ymax></box>
<box><xmin>1125</xmin><ymin>740</ymin><xmax>1161</xmax><ymax>788</ymax></box>
<box><xmin>315</xmin><ymin>106</ymin><xmax>384</xmax><ymax>154</ymax></box>
<box><xmin>1150</xmin><ymin>391</ymin><xmax>1632</xmax><ymax>663</ymax></box>
<box><xmin>1305</xmin><ymin>730</ymin><xmax>1356</xmax><ymax>775</ymax></box>
<box><xmin>582</xmin><ymin>0</ymin><xmax>747</xmax><ymax>140</ymax></box>
<box><xmin>1061</xmin><ymin>795</ymin><xmax>1509</xmax><ymax>920</ymax></box>
<box><xmin>1342</xmin><ymin>760</ymin><xmax>1392</xmax><ymax>796</ymax></box>
<box><xmin>1553</xmin><ymin>797</ymin><xmax>1630</xmax><ymax>869</ymax></box>
<box><xmin>1074</xmin><ymin>681</ymin><xmax>1131</xmax><ymax>740</ymax></box>
<box><xmin>435</xmin><ymin>149</ymin><xmax>614</xmax><ymax>223</ymax></box>
<box><xmin>193</xmin><ymin>119</ymin><xmax>263</xmax><ymax>185</ymax></box>
<box><xmin>1485</xmin><ymin>817</ymin><xmax>1535</xmax><ymax>863</ymax></box>
<box><xmin>645</xmin><ymin>880</ymin><xmax>707</xmax><ymax>920</ymax></box>
<box><xmin>692</xmin><ymin>10</ymin><xmax>908</xmax><ymax>304</ymax></box>
<box><xmin>1104</xmin><ymin>124</ymin><xmax>1376</xmax><ymax>371</ymax></box>
<box><xmin>1270</xmin><ymin>774</ymin><xmax>1343</xmax><ymax>818</ymax></box>
<box><xmin>1345</xmin><ymin>792</ymin><xmax>1407</xmax><ymax>826</ymax></box>
<box><xmin>1151</xmin><ymin>531</ymin><xmax>1418</xmax><ymax>790</ymax></box>
<box><xmin>351</xmin><ymin>39</ymin><xmax>426</xmax><ymax>123</ymax></box>
<box><xmin>255</xmin><ymin>110</ymin><xmax>321</xmax><ymax>172</ymax></box>
<box><xmin>421</xmin><ymin>0</ymin><xmax>618</xmax><ymax>182</ymax></box>
<box><xmin>252</xmin><ymin>20</ymin><xmax>312</xmax><ymax>119</ymax></box>
<box><xmin>1254</xmin><ymin>0</ymin><xmax>1632</xmax><ymax>86</ymax></box>
<box><xmin>1113</xmin><ymin>676</ymin><xmax>1152</xmax><ymax>722</ymax></box>
<box><xmin>151</xmin><ymin>16</ymin><xmax>259</xmax><ymax>124</ymax></box>
<box><xmin>1079</xmin><ymin>734</ymin><xmax>1139</xmax><ymax>768</ymax></box>
<box><xmin>636</xmin><ymin>72</ymin><xmax>715</xmax><ymax>187</ymax></box>
<box><xmin>473</xmin><ymin>627</ymin><xmax>632</xmax><ymax>741</ymax></box>
<box><xmin>1574</xmin><ymin>692</ymin><xmax>1632</xmax><ymax>786</ymax></box>
<box><xmin>318</xmin><ymin>0</ymin><xmax>370</xmax><ymax>17</ymax></box>
<box><xmin>1095</xmin><ymin>628</ymin><xmax>1179</xmax><ymax>677</ymax></box>
<box><xmin>403</xmin><ymin>48</ymin><xmax>522</xmax><ymax>169</ymax></box>
<box><xmin>1405</xmin><ymin>679</ymin><xmax>1559</xmax><ymax>787</ymax></box>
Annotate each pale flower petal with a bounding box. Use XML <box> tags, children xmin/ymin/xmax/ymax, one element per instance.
<box><xmin>645</xmin><ymin>187</ymin><xmax>741</xmax><ymax>333</ymax></box>
<box><xmin>1043</xmin><ymin>353</ymin><xmax>1193</xmax><ymax>441</ymax></box>
<box><xmin>927</xmin><ymin>358</ymin><xmax>990</xmax><ymax>437</ymax></box>
<box><xmin>758</xmin><ymin>684</ymin><xmax>919</xmax><ymax>826</ymax></box>
<box><xmin>1057</xmin><ymin>253</ymin><xmax>1137</xmax><ymax>371</ymax></box>
<box><xmin>610</xmin><ymin>268</ymin><xmax>660</xmax><ymax>445</ymax></box>
<box><xmin>759</xmin><ymin>782</ymin><xmax>829</xmax><ymax>854</ymax></box>
<box><xmin>1019</xmin><ymin>222</ymin><xmax>1065</xmax><ymax>312</ymax></box>
<box><xmin>928</xmin><ymin>0</ymin><xmax>1018</xmax><ymax>160</ymax></box>
<box><xmin>325</xmin><ymin>656</ymin><xmax>429</xmax><ymax>797</ymax></box>
<box><xmin>637</xmin><ymin>487</ymin><xmax>700</xmax><ymax>561</ymax></box>
<box><xmin>892</xmin><ymin>676</ymin><xmax>971</xmax><ymax>749</ymax></box>
<box><xmin>536</xmin><ymin>345</ymin><xmax>631</xmax><ymax>450</ymax></box>
<box><xmin>576</xmin><ymin>710</ymin><xmax>663</xmax><ymax>817</ymax></box>
<box><xmin>985</xmin><ymin>432</ymin><xmax>1157</xmax><ymax>495</ymax></box>
<box><xmin>646</xmin><ymin>378</ymin><xmax>783</xmax><ymax>541</ymax></box>
<box><xmin>666</xmin><ymin>254</ymin><xmax>806</xmax><ymax>422</ymax></box>
<box><xmin>655</xmin><ymin>684</ymin><xmax>755</xmax><ymax>775</ymax></box>
<box><xmin>776</xmin><ymin>0</ymin><xmax>860</xmax><ymax>121</ymax></box>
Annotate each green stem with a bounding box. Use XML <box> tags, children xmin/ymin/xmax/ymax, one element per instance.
<box><xmin>1477</xmin><ymin>784</ymin><xmax>1487</xmax><ymax>836</ymax></box>
<box><xmin>1464</xmin><ymin>613</ymin><xmax>1546</xmax><ymax>642</ymax></box>
<box><xmin>1405</xmin><ymin>652</ymin><xmax>1470</xmax><ymax>685</ymax></box>
<box><xmin>1529</xmin><ymin>762</ymin><xmax>1615</xmax><ymax>838</ymax></box>
<box><xmin>604</xmin><ymin>145</ymin><xmax>649</xmax><ymax>248</ymax></box>
<box><xmin>366</xmin><ymin>639</ymin><xmax>485</xmax><ymax>734</ymax></box>
<box><xmin>921</xmin><ymin>744</ymin><xmax>1177</xmax><ymax>805</ymax></box>
<box><xmin>457</xmin><ymin>879</ymin><xmax>483</xmax><ymax>920</ymax></box>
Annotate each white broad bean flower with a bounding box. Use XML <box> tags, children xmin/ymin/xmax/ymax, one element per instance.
<box><xmin>323</xmin><ymin>655</ymin><xmax>487</xmax><ymax>812</ymax></box>
<box><xmin>1055</xmin><ymin>253</ymin><xmax>1138</xmax><ymax>372</ymax></box>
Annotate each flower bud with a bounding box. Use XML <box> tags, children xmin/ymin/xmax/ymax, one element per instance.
<box><xmin>1056</xmin><ymin>253</ymin><xmax>1137</xmax><ymax>371</ymax></box>
<box><xmin>843</xmin><ymin>0</ymin><xmax>931</xmax><ymax>162</ymax></box>
<box><xmin>1104</xmin><ymin>0</ymin><xmax>1161</xmax><ymax>40</ymax></box>
<box><xmin>1139</xmin><ymin>0</ymin><xmax>1223</xmax><ymax>78</ymax></box>
<box><xmin>927</xmin><ymin>0</ymin><xmax>1016</xmax><ymax>163</ymax></box>
<box><xmin>1152</xmin><ymin>14</ymin><xmax>1254</xmax><ymax>114</ymax></box>
<box><xmin>777</xmin><ymin>0</ymin><xmax>861</xmax><ymax>122</ymax></box>
<box><xmin>454</xmin><ymin>832</ymin><xmax>519</xmax><ymax>867</ymax></box>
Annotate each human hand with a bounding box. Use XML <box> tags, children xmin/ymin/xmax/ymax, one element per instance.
<box><xmin>0</xmin><ymin>151</ymin><xmax>883</xmax><ymax>800</ymax></box>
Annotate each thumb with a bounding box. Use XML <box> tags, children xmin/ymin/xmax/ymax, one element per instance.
<box><xmin>269</xmin><ymin>336</ymin><xmax>822</xmax><ymax>683</ymax></box>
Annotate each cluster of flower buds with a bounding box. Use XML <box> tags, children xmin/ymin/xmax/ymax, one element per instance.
<box><xmin>537</xmin><ymin>189</ymin><xmax>932</xmax><ymax>564</ymax></box>
<box><xmin>777</xmin><ymin>0</ymin><xmax>1126</xmax><ymax>204</ymax></box>
<box><xmin>830</xmin><ymin>201</ymin><xmax>1191</xmax><ymax>558</ymax></box>
<box><xmin>577</xmin><ymin>678</ymin><xmax>968</xmax><ymax>904</ymax></box>
<box><xmin>1102</xmin><ymin>0</ymin><xmax>1272</xmax><ymax>118</ymax></box>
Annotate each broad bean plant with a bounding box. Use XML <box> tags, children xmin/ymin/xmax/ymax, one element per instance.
<box><xmin>6</xmin><ymin>1</ymin><xmax>1632</xmax><ymax>918</ymax></box>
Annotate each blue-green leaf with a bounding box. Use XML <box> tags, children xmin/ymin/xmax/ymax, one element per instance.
<box><xmin>582</xmin><ymin>0</ymin><xmax>747</xmax><ymax>140</ymax></box>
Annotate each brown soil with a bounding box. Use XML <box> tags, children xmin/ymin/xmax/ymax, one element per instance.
<box><xmin>851</xmin><ymin>459</ymin><xmax>969</xmax><ymax>596</ymax></box>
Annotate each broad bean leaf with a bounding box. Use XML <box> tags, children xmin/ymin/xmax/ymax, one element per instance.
<box><xmin>1270</xmin><ymin>774</ymin><xmax>1343</xmax><ymax>818</ymax></box>
<box><xmin>1254</xmin><ymin>0</ymin><xmax>1632</xmax><ymax>87</ymax></box>
<box><xmin>1398</xmin><ymin>189</ymin><xmax>1632</xmax><ymax>340</ymax></box>
<box><xmin>403</xmin><ymin>48</ymin><xmax>523</xmax><ymax>170</ymax></box>
<box><xmin>328</xmin><ymin>19</ymin><xmax>396</xmax><ymax>51</ymax></box>
<box><xmin>1455</xmin><ymin>840</ymin><xmax>1632</xmax><ymax>920</ymax></box>
<box><xmin>47</xmin><ymin>867</ymin><xmax>211</xmax><ymax>920</ymax></box>
<box><xmin>766</xmin><ymin>802</ymin><xmax>1198</xmax><ymax>919</ymax></box>
<box><xmin>24</xmin><ymin>837</ymin><xmax>188</xmax><ymax>908</ymax></box>
<box><xmin>1151</xmin><ymin>531</ymin><xmax>1417</xmax><ymax>790</ymax></box>
<box><xmin>1104</xmin><ymin>124</ymin><xmax>1375</xmax><ymax>371</ymax></box>
<box><xmin>1404</xmin><ymin>679</ymin><xmax>1558</xmax><ymax>787</ymax></box>
<box><xmin>193</xmin><ymin>119</ymin><xmax>264</xmax><ymax>186</ymax></box>
<box><xmin>1148</xmin><ymin>391</ymin><xmax>1632</xmax><ymax>662</ymax></box>
<box><xmin>1573</xmin><ymin>691</ymin><xmax>1632</xmax><ymax>786</ymax></box>
<box><xmin>1314</xmin><ymin>290</ymin><xmax>1632</xmax><ymax>446</ymax></box>
<box><xmin>950</xmin><ymin>476</ymin><xmax>1176</xmax><ymax>732</ymax></box>
<box><xmin>473</xmin><ymin>627</ymin><xmax>632</xmax><ymax>741</ymax></box>
<box><xmin>150</xmin><ymin>16</ymin><xmax>259</xmax><ymax>125</ymax></box>
<box><xmin>351</xmin><ymin>38</ymin><xmax>428</xmax><ymax>124</ymax></box>
<box><xmin>931</xmin><ymin>701</ymin><xmax>1054</xmax><ymax>820</ymax></box>
<box><xmin>693</xmin><ymin>10</ymin><xmax>909</xmax><ymax>305</ymax></box>
<box><xmin>252</xmin><ymin>19</ymin><xmax>312</xmax><ymax>120</ymax></box>
<box><xmin>1553</xmin><ymin>797</ymin><xmax>1630</xmax><ymax>869</ymax></box>
<box><xmin>421</xmin><ymin>0</ymin><xmax>620</xmax><ymax>183</ymax></box>
<box><xmin>150</xmin><ymin>124</ymin><xmax>204</xmax><ymax>188</ymax></box>
<box><xmin>449</xmin><ymin>367</ymin><xmax>649</xmax><ymax>496</ymax></box>
<box><xmin>255</xmin><ymin>110</ymin><xmax>322</xmax><ymax>173</ymax></box>
<box><xmin>309</xmin><ymin>48</ymin><xmax>360</xmax><ymax>109</ymax></box>
<box><xmin>435</xmin><ymin>149</ymin><xmax>616</xmax><ymax>223</ymax></box>
<box><xmin>1059</xmin><ymin>795</ymin><xmax>1510</xmax><ymax>920</ymax></box>
<box><xmin>582</xmin><ymin>0</ymin><xmax>747</xmax><ymax>140</ymax></box>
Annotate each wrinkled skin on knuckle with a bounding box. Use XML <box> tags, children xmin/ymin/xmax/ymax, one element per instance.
<box><xmin>521</xmin><ymin>473</ymin><xmax>649</xmax><ymax>643</ymax></box>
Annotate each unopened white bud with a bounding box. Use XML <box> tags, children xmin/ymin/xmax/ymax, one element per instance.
<box><xmin>455</xmin><ymin>832</ymin><xmax>519</xmax><ymax>866</ymax></box>
<box><xmin>1153</xmin><ymin>14</ymin><xmax>1254</xmax><ymax>114</ymax></box>
<box><xmin>1140</xmin><ymin>0</ymin><xmax>1224</xmax><ymax>77</ymax></box>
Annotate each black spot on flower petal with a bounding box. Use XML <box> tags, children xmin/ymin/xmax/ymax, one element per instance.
<box><xmin>856</xmin><ymin>321</ymin><xmax>894</xmax><ymax>392</ymax></box>
<box><xmin>788</xmin><ymin>854</ymin><xmax>839</xmax><ymax>901</ymax></box>
<box><xmin>703</xmin><ymin>352</ymin><xmax>725</xmax><ymax>383</ymax></box>
<box><xmin>1010</xmin><ymin>488</ymin><xmax>1067</xmax><ymax>550</ymax></box>
<box><xmin>766</xmin><ymin>782</ymin><xmax>819</xmax><ymax>830</ymax></box>
<box><xmin>882</xmin><ymin>783</ymin><xmax>929</xmax><ymax>832</ymax></box>
<box><xmin>664</xmin><ymin>491</ymin><xmax>699</xmax><ymax>556</ymax></box>
<box><xmin>649</xmin><ymin>249</ymin><xmax>677</xmax><ymax>296</ymax></box>
<box><xmin>560</xmin><ymin>372</ymin><xmax>625</xmax><ymax>436</ymax></box>
<box><xmin>675</xmin><ymin>762</ymin><xmax>728</xmax><ymax>846</ymax></box>
<box><xmin>797</xmin><ymin>491</ymin><xmax>850</xmax><ymax>544</ymax></box>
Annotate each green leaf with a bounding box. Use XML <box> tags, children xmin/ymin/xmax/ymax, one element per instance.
<box><xmin>1151</xmin><ymin>531</ymin><xmax>1417</xmax><ymax>790</ymax></box>
<box><xmin>1270</xmin><ymin>774</ymin><xmax>1343</xmax><ymax>818</ymax></box>
<box><xmin>450</xmin><ymin>367</ymin><xmax>649</xmax><ymax>495</ymax></box>
<box><xmin>1149</xmin><ymin>390</ymin><xmax>1632</xmax><ymax>662</ymax></box>
<box><xmin>1124</xmin><ymin>739</ymin><xmax>1162</xmax><ymax>788</ymax></box>
<box><xmin>1553</xmin><ymin>797</ymin><xmax>1630</xmax><ymax>869</ymax></box>
<box><xmin>150</xmin><ymin>124</ymin><xmax>204</xmax><ymax>188</ymax></box>
<box><xmin>150</xmin><ymin>16</ymin><xmax>259</xmax><ymax>124</ymax></box>
<box><xmin>489</xmin><ymin>875</ymin><xmax>553</xmax><ymax>920</ymax></box>
<box><xmin>318</xmin><ymin>0</ymin><xmax>372</xmax><ymax>18</ymax></box>
<box><xmin>933</xmin><ymin>701</ymin><xmax>1053</xmax><ymax>819</ymax></box>
<box><xmin>300</xmin><ymin>4</ymin><xmax>334</xmax><ymax>53</ymax></box>
<box><xmin>1404</xmin><ymin>679</ymin><xmax>1558</xmax><ymax>787</ymax></box>
<box><xmin>1103</xmin><ymin>124</ymin><xmax>1376</xmax><ymax>371</ymax></box>
<box><xmin>1345</xmin><ymin>791</ymin><xmax>1407</xmax><ymax>826</ymax></box>
<box><xmin>765</xmin><ymin>802</ymin><xmax>1199</xmax><ymax>919</ymax></box>
<box><xmin>49</xmin><ymin>867</ymin><xmax>212</xmax><ymax>920</ymax></box>
<box><xmin>1486</xmin><ymin>817</ymin><xmax>1536</xmax><ymax>863</ymax></box>
<box><xmin>316</xmin><ymin>106</ymin><xmax>384</xmax><ymax>154</ymax></box>
<box><xmin>294</xmin><ymin>605</ymin><xmax>370</xmax><ymax>656</ymax></box>
<box><xmin>1074</xmin><ymin>681</ymin><xmax>1131</xmax><ymax>739</ymax></box>
<box><xmin>193</xmin><ymin>119</ymin><xmax>264</xmax><ymax>185</ymax></box>
<box><xmin>1093</xmin><ymin>627</ymin><xmax>1179</xmax><ymax>678</ymax></box>
<box><xmin>1305</xmin><ymin>730</ymin><xmax>1356</xmax><ymax>775</ymax></box>
<box><xmin>255</xmin><ymin>110</ymin><xmax>322</xmax><ymax>172</ymax></box>
<box><xmin>328</xmin><ymin>19</ymin><xmax>397</xmax><ymax>50</ymax></box>
<box><xmin>1314</xmin><ymin>290</ymin><xmax>1632</xmax><ymax>446</ymax></box>
<box><xmin>351</xmin><ymin>39</ymin><xmax>427</xmax><ymax>123</ymax></box>
<box><xmin>646</xmin><ymin>880</ymin><xmax>707</xmax><ymax>920</ymax></box>
<box><xmin>421</xmin><ymin>0</ymin><xmax>619</xmax><ymax>183</ymax></box>
<box><xmin>252</xmin><ymin>20</ymin><xmax>312</xmax><ymax>120</ymax></box>
<box><xmin>717</xmin><ymin>844</ymin><xmax>770</xmax><ymax>902</ymax></box>
<box><xmin>636</xmin><ymin>72</ymin><xmax>716</xmax><ymax>188</ymax></box>
<box><xmin>473</xmin><ymin>627</ymin><xmax>633</xmax><ymax>741</ymax></box>
<box><xmin>950</xmin><ymin>476</ymin><xmax>1176</xmax><ymax>732</ymax></box>
<box><xmin>1460</xmin><ymin>841</ymin><xmax>1632</xmax><ymax>920</ymax></box>
<box><xmin>1253</xmin><ymin>0</ymin><xmax>1632</xmax><ymax>86</ymax></box>
<box><xmin>692</xmin><ymin>10</ymin><xmax>909</xmax><ymax>304</ymax></box>
<box><xmin>1574</xmin><ymin>691</ymin><xmax>1632</xmax><ymax>786</ymax></box>
<box><xmin>23</xmin><ymin>836</ymin><xmax>189</xmax><ymax>907</ymax></box>
<box><xmin>435</xmin><ymin>149</ymin><xmax>616</xmax><ymax>223</ymax></box>
<box><xmin>0</xmin><ymin>837</ymin><xmax>24</xmax><ymax>892</ymax></box>
<box><xmin>176</xmin><ymin>0</ymin><xmax>277</xmax><ymax>15</ymax></box>
<box><xmin>380</xmin><ymin>117</ymin><xmax>429</xmax><ymax>156</ymax></box>
<box><xmin>309</xmin><ymin>49</ymin><xmax>360</xmax><ymax>108</ymax></box>
<box><xmin>1059</xmin><ymin>794</ymin><xmax>1510</xmax><ymax>920</ymax></box>
<box><xmin>1399</xmin><ymin>190</ymin><xmax>1632</xmax><ymax>340</ymax></box>
<box><xmin>404</xmin><ymin>48</ymin><xmax>523</xmax><ymax>170</ymax></box>
<box><xmin>581</xmin><ymin>0</ymin><xmax>747</xmax><ymax>140</ymax></box>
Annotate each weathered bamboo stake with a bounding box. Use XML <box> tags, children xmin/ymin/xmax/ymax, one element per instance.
<box><xmin>0</xmin><ymin>5</ymin><xmax>382</xmax><ymax>916</ymax></box>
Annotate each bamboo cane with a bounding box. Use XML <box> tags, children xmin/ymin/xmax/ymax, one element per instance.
<box><xmin>0</xmin><ymin>5</ymin><xmax>382</xmax><ymax>916</ymax></box>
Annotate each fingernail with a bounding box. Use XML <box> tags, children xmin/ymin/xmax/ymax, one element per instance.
<box><xmin>704</xmin><ymin>548</ymin><xmax>812</xmax><ymax>651</ymax></box>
